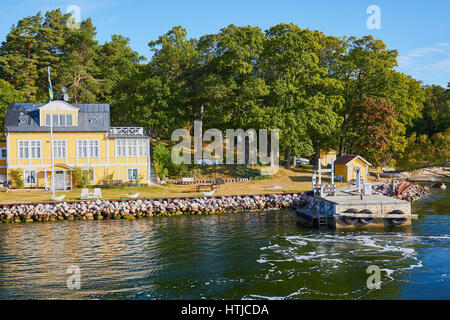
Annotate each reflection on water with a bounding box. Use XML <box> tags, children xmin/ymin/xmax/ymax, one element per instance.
<box><xmin>0</xmin><ymin>188</ymin><xmax>449</xmax><ymax>299</ymax></box>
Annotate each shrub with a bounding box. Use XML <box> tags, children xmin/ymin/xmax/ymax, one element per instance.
<box><xmin>181</xmin><ymin>170</ymin><xmax>195</xmax><ymax>178</ymax></box>
<box><xmin>235</xmin><ymin>167</ymin><xmax>269</xmax><ymax>180</ymax></box>
<box><xmin>105</xmin><ymin>169</ymin><xmax>114</xmax><ymax>182</ymax></box>
<box><xmin>10</xmin><ymin>169</ymin><xmax>23</xmax><ymax>188</ymax></box>
<box><xmin>72</xmin><ymin>167</ymin><xmax>82</xmax><ymax>186</ymax></box>
<box><xmin>154</xmin><ymin>161</ymin><xmax>168</xmax><ymax>180</ymax></box>
<box><xmin>153</xmin><ymin>142</ymin><xmax>171</xmax><ymax>165</ymax></box>
<box><xmin>169</xmin><ymin>162</ymin><xmax>187</xmax><ymax>178</ymax></box>
<box><xmin>72</xmin><ymin>167</ymin><xmax>93</xmax><ymax>188</ymax></box>
<box><xmin>153</xmin><ymin>142</ymin><xmax>188</xmax><ymax>178</ymax></box>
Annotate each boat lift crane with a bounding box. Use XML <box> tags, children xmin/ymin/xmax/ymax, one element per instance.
<box><xmin>312</xmin><ymin>158</ymin><xmax>336</xmax><ymax>198</ymax></box>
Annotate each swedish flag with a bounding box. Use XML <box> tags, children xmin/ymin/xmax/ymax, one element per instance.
<box><xmin>47</xmin><ymin>67</ymin><xmax>54</xmax><ymax>102</ymax></box>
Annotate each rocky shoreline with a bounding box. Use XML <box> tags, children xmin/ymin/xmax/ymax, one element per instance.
<box><xmin>373</xmin><ymin>180</ymin><xmax>431</xmax><ymax>202</ymax></box>
<box><xmin>0</xmin><ymin>193</ymin><xmax>313</xmax><ymax>223</ymax></box>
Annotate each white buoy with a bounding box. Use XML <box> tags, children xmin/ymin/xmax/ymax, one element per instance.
<box><xmin>51</xmin><ymin>194</ymin><xmax>65</xmax><ymax>201</ymax></box>
<box><xmin>202</xmin><ymin>190</ymin><xmax>215</xmax><ymax>196</ymax></box>
<box><xmin>126</xmin><ymin>193</ymin><xmax>140</xmax><ymax>198</ymax></box>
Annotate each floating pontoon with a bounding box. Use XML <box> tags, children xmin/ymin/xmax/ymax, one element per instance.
<box><xmin>296</xmin><ymin>159</ymin><xmax>416</xmax><ymax>229</ymax></box>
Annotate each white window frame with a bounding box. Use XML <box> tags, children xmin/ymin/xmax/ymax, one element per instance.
<box><xmin>126</xmin><ymin>168</ymin><xmax>139</xmax><ymax>181</ymax></box>
<box><xmin>128</xmin><ymin>139</ymin><xmax>137</xmax><ymax>157</ymax></box>
<box><xmin>66</xmin><ymin>114</ymin><xmax>73</xmax><ymax>126</ymax></box>
<box><xmin>137</xmin><ymin>139</ymin><xmax>147</xmax><ymax>157</ymax></box>
<box><xmin>116</xmin><ymin>139</ymin><xmax>126</xmax><ymax>157</ymax></box>
<box><xmin>18</xmin><ymin>140</ymin><xmax>41</xmax><ymax>159</ymax></box>
<box><xmin>45</xmin><ymin>114</ymin><xmax>74</xmax><ymax>127</ymax></box>
<box><xmin>23</xmin><ymin>169</ymin><xmax>37</xmax><ymax>186</ymax></box>
<box><xmin>82</xmin><ymin>168</ymin><xmax>95</xmax><ymax>183</ymax></box>
<box><xmin>116</xmin><ymin>139</ymin><xmax>148</xmax><ymax>157</ymax></box>
<box><xmin>0</xmin><ymin>148</ymin><xmax>6</xmax><ymax>160</ymax></box>
<box><xmin>77</xmin><ymin>140</ymin><xmax>99</xmax><ymax>159</ymax></box>
<box><xmin>52</xmin><ymin>140</ymin><xmax>67</xmax><ymax>159</ymax></box>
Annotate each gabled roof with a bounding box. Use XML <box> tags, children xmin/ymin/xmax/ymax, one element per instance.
<box><xmin>4</xmin><ymin>102</ymin><xmax>110</xmax><ymax>132</ymax></box>
<box><xmin>334</xmin><ymin>154</ymin><xmax>371</xmax><ymax>166</ymax></box>
<box><xmin>38</xmin><ymin>100</ymin><xmax>80</xmax><ymax>111</ymax></box>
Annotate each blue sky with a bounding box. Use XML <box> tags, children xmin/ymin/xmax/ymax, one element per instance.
<box><xmin>0</xmin><ymin>0</ymin><xmax>448</xmax><ymax>87</ymax></box>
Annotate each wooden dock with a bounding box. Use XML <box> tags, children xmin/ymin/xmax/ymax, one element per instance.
<box><xmin>296</xmin><ymin>188</ymin><xmax>416</xmax><ymax>229</ymax></box>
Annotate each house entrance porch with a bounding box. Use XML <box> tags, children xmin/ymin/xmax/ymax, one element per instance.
<box><xmin>44</xmin><ymin>164</ymin><xmax>73</xmax><ymax>191</ymax></box>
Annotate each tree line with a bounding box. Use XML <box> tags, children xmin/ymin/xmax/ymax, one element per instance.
<box><xmin>0</xmin><ymin>9</ymin><xmax>448</xmax><ymax>169</ymax></box>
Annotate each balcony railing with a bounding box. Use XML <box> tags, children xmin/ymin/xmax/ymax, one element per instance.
<box><xmin>109</xmin><ymin>127</ymin><xmax>144</xmax><ymax>136</ymax></box>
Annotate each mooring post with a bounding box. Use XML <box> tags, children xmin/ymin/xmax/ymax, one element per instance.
<box><xmin>356</xmin><ymin>169</ymin><xmax>361</xmax><ymax>193</ymax></box>
<box><xmin>331</xmin><ymin>160</ymin><xmax>334</xmax><ymax>185</ymax></box>
<box><xmin>312</xmin><ymin>170</ymin><xmax>316</xmax><ymax>194</ymax></box>
<box><xmin>318</xmin><ymin>158</ymin><xmax>322</xmax><ymax>185</ymax></box>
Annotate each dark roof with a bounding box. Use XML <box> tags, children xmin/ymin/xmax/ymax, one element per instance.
<box><xmin>4</xmin><ymin>102</ymin><xmax>110</xmax><ymax>132</ymax></box>
<box><xmin>335</xmin><ymin>154</ymin><xmax>371</xmax><ymax>166</ymax></box>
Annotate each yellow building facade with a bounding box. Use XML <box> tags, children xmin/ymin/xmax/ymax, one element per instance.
<box><xmin>312</xmin><ymin>149</ymin><xmax>337</xmax><ymax>167</ymax></box>
<box><xmin>0</xmin><ymin>100</ymin><xmax>152</xmax><ymax>189</ymax></box>
<box><xmin>334</xmin><ymin>155</ymin><xmax>371</xmax><ymax>182</ymax></box>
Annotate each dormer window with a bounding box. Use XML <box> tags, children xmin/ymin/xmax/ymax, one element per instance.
<box><xmin>38</xmin><ymin>101</ymin><xmax>79</xmax><ymax>127</ymax></box>
<box><xmin>45</xmin><ymin>114</ymin><xmax>73</xmax><ymax>126</ymax></box>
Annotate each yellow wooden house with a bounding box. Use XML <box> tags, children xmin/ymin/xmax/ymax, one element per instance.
<box><xmin>334</xmin><ymin>154</ymin><xmax>371</xmax><ymax>182</ymax></box>
<box><xmin>0</xmin><ymin>100</ymin><xmax>153</xmax><ymax>189</ymax></box>
<box><xmin>310</xmin><ymin>149</ymin><xmax>337</xmax><ymax>167</ymax></box>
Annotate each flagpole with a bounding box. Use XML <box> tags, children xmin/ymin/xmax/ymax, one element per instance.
<box><xmin>48</xmin><ymin>67</ymin><xmax>55</xmax><ymax>198</ymax></box>
<box><xmin>50</xmin><ymin>105</ymin><xmax>55</xmax><ymax>197</ymax></box>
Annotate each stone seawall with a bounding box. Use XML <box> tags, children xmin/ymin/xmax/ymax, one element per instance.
<box><xmin>0</xmin><ymin>193</ymin><xmax>312</xmax><ymax>223</ymax></box>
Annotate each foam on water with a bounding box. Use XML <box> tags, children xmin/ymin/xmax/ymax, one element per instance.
<box><xmin>253</xmin><ymin>229</ymin><xmax>448</xmax><ymax>298</ymax></box>
<box><xmin>0</xmin><ymin>189</ymin><xmax>448</xmax><ymax>299</ymax></box>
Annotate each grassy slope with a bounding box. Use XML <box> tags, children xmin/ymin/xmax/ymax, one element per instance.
<box><xmin>0</xmin><ymin>166</ymin><xmax>353</xmax><ymax>204</ymax></box>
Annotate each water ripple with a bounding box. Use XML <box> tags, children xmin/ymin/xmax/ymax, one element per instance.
<box><xmin>0</xmin><ymin>190</ymin><xmax>449</xmax><ymax>299</ymax></box>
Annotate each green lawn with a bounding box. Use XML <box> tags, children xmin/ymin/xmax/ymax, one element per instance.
<box><xmin>0</xmin><ymin>166</ymin><xmax>353</xmax><ymax>204</ymax></box>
